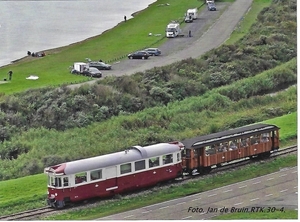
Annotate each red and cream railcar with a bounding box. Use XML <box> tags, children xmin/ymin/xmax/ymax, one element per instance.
<box><xmin>44</xmin><ymin>142</ymin><xmax>183</xmax><ymax>208</ymax></box>
<box><xmin>181</xmin><ymin>124</ymin><xmax>280</xmax><ymax>174</ymax></box>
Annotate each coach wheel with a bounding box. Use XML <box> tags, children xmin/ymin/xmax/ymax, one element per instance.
<box><xmin>203</xmin><ymin>167</ymin><xmax>212</xmax><ymax>174</ymax></box>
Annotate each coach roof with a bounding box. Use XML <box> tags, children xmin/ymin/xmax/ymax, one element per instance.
<box><xmin>182</xmin><ymin>124</ymin><xmax>279</xmax><ymax>149</ymax></box>
<box><xmin>45</xmin><ymin>143</ymin><xmax>181</xmax><ymax>175</ymax></box>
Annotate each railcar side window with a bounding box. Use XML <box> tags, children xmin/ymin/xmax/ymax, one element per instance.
<box><xmin>63</xmin><ymin>177</ymin><xmax>69</xmax><ymax>186</ymax></box>
<box><xmin>149</xmin><ymin>157</ymin><xmax>159</xmax><ymax>168</ymax></box>
<box><xmin>135</xmin><ymin>160</ymin><xmax>145</xmax><ymax>171</ymax></box>
<box><xmin>177</xmin><ymin>153</ymin><xmax>180</xmax><ymax>161</ymax></box>
<box><xmin>120</xmin><ymin>163</ymin><xmax>132</xmax><ymax>174</ymax></box>
<box><xmin>75</xmin><ymin>172</ymin><xmax>87</xmax><ymax>184</ymax></box>
<box><xmin>91</xmin><ymin>169</ymin><xmax>102</xmax><ymax>180</ymax></box>
<box><xmin>163</xmin><ymin>154</ymin><xmax>173</xmax><ymax>164</ymax></box>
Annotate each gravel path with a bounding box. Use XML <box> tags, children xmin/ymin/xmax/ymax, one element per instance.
<box><xmin>69</xmin><ymin>0</ymin><xmax>253</xmax><ymax>89</ymax></box>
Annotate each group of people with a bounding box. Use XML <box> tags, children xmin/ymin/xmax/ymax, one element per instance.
<box><xmin>27</xmin><ymin>51</ymin><xmax>46</xmax><ymax>57</ymax></box>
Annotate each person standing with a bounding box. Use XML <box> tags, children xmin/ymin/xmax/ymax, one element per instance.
<box><xmin>124</xmin><ymin>15</ymin><xmax>127</xmax><ymax>22</ymax></box>
<box><xmin>8</xmin><ymin>70</ymin><xmax>13</xmax><ymax>81</ymax></box>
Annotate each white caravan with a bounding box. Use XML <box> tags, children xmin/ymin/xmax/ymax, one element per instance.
<box><xmin>186</xmin><ymin>8</ymin><xmax>198</xmax><ymax>20</ymax></box>
<box><xmin>165</xmin><ymin>21</ymin><xmax>181</xmax><ymax>38</ymax></box>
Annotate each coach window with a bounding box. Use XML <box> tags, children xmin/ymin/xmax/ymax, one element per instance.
<box><xmin>261</xmin><ymin>133</ymin><xmax>270</xmax><ymax>142</ymax></box>
<box><xmin>177</xmin><ymin>152</ymin><xmax>181</xmax><ymax>162</ymax></box>
<box><xmin>240</xmin><ymin>138</ymin><xmax>248</xmax><ymax>147</ymax></box>
<box><xmin>229</xmin><ymin>140</ymin><xmax>238</xmax><ymax>150</ymax></box>
<box><xmin>75</xmin><ymin>172</ymin><xmax>87</xmax><ymax>184</ymax></box>
<box><xmin>250</xmin><ymin>135</ymin><xmax>260</xmax><ymax>145</ymax></box>
<box><xmin>149</xmin><ymin>157</ymin><xmax>159</xmax><ymax>168</ymax></box>
<box><xmin>163</xmin><ymin>154</ymin><xmax>173</xmax><ymax>164</ymax></box>
<box><xmin>91</xmin><ymin>169</ymin><xmax>102</xmax><ymax>181</ymax></box>
<box><xmin>135</xmin><ymin>160</ymin><xmax>145</xmax><ymax>171</ymax></box>
<box><xmin>121</xmin><ymin>163</ymin><xmax>132</xmax><ymax>174</ymax></box>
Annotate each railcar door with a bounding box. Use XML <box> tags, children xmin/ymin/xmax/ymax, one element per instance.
<box><xmin>104</xmin><ymin>166</ymin><xmax>118</xmax><ymax>194</ymax></box>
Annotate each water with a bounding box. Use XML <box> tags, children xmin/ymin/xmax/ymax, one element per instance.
<box><xmin>0</xmin><ymin>0</ymin><xmax>156</xmax><ymax>67</ymax></box>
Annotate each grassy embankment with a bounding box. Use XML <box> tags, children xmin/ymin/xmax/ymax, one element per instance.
<box><xmin>0</xmin><ymin>111</ymin><xmax>296</xmax><ymax>217</ymax></box>
<box><xmin>0</xmin><ymin>0</ymin><xmax>206</xmax><ymax>94</ymax></box>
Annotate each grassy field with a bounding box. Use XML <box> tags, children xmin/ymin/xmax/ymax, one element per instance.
<box><xmin>0</xmin><ymin>0</ymin><xmax>206</xmax><ymax>94</ymax></box>
<box><xmin>0</xmin><ymin>112</ymin><xmax>296</xmax><ymax>216</ymax></box>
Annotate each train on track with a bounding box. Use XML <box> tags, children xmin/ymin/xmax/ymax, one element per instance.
<box><xmin>44</xmin><ymin>123</ymin><xmax>279</xmax><ymax>208</ymax></box>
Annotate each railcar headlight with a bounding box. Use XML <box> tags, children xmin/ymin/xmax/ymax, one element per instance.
<box><xmin>55</xmin><ymin>193</ymin><xmax>58</xmax><ymax>196</ymax></box>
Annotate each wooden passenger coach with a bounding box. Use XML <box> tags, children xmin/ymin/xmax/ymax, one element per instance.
<box><xmin>181</xmin><ymin>124</ymin><xmax>280</xmax><ymax>174</ymax></box>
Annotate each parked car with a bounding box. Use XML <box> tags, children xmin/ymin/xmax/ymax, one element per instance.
<box><xmin>83</xmin><ymin>67</ymin><xmax>102</xmax><ymax>78</ymax></box>
<box><xmin>128</xmin><ymin>51</ymin><xmax>150</xmax><ymax>59</ymax></box>
<box><xmin>85</xmin><ymin>58</ymin><xmax>112</xmax><ymax>70</ymax></box>
<box><xmin>71</xmin><ymin>67</ymin><xmax>102</xmax><ymax>78</ymax></box>
<box><xmin>144</xmin><ymin>48</ymin><xmax>161</xmax><ymax>56</ymax></box>
<box><xmin>208</xmin><ymin>2</ymin><xmax>216</xmax><ymax>11</ymax></box>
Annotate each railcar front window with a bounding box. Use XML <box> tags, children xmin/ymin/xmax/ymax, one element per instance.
<box><xmin>63</xmin><ymin>177</ymin><xmax>69</xmax><ymax>186</ymax></box>
<box><xmin>54</xmin><ymin>177</ymin><xmax>62</xmax><ymax>187</ymax></box>
<box><xmin>177</xmin><ymin>153</ymin><xmax>181</xmax><ymax>161</ymax></box>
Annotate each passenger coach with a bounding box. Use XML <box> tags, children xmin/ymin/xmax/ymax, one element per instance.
<box><xmin>44</xmin><ymin>142</ymin><xmax>183</xmax><ymax>208</ymax></box>
<box><xmin>182</xmin><ymin>124</ymin><xmax>280</xmax><ymax>175</ymax></box>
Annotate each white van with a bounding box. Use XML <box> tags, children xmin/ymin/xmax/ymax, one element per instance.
<box><xmin>165</xmin><ymin>22</ymin><xmax>181</xmax><ymax>38</ymax></box>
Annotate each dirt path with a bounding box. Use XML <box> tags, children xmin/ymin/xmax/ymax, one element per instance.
<box><xmin>69</xmin><ymin>0</ymin><xmax>253</xmax><ymax>89</ymax></box>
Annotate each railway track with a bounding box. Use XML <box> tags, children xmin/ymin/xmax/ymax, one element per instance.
<box><xmin>0</xmin><ymin>207</ymin><xmax>54</xmax><ymax>221</ymax></box>
<box><xmin>0</xmin><ymin>145</ymin><xmax>296</xmax><ymax>221</ymax></box>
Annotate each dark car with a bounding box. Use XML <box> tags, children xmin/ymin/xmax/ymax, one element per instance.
<box><xmin>208</xmin><ymin>2</ymin><xmax>216</xmax><ymax>11</ymax></box>
<box><xmin>144</xmin><ymin>48</ymin><xmax>162</xmax><ymax>56</ymax></box>
<box><xmin>128</xmin><ymin>51</ymin><xmax>150</xmax><ymax>59</ymax></box>
<box><xmin>88</xmin><ymin>61</ymin><xmax>112</xmax><ymax>70</ymax></box>
<box><xmin>71</xmin><ymin>67</ymin><xmax>102</xmax><ymax>78</ymax></box>
<box><xmin>83</xmin><ymin>67</ymin><xmax>102</xmax><ymax>78</ymax></box>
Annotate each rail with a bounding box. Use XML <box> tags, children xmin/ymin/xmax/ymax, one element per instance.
<box><xmin>0</xmin><ymin>207</ymin><xmax>54</xmax><ymax>221</ymax></box>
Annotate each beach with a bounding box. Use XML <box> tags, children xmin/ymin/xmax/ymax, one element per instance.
<box><xmin>0</xmin><ymin>0</ymin><xmax>156</xmax><ymax>67</ymax></box>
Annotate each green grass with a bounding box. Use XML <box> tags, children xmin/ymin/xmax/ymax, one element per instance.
<box><xmin>213</xmin><ymin>209</ymin><xmax>297</xmax><ymax>219</ymax></box>
<box><xmin>225</xmin><ymin>0</ymin><xmax>272</xmax><ymax>44</ymax></box>
<box><xmin>263</xmin><ymin>112</ymin><xmax>297</xmax><ymax>142</ymax></box>
<box><xmin>0</xmin><ymin>112</ymin><xmax>296</xmax><ymax>216</ymax></box>
<box><xmin>0</xmin><ymin>0</ymin><xmax>206</xmax><ymax>95</ymax></box>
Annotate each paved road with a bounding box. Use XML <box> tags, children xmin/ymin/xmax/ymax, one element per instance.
<box><xmin>69</xmin><ymin>0</ymin><xmax>253</xmax><ymax>89</ymax></box>
<box><xmin>99</xmin><ymin>166</ymin><xmax>298</xmax><ymax>220</ymax></box>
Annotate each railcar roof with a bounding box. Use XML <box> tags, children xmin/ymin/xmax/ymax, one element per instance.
<box><xmin>45</xmin><ymin>143</ymin><xmax>181</xmax><ymax>175</ymax></box>
<box><xmin>182</xmin><ymin>124</ymin><xmax>279</xmax><ymax>149</ymax></box>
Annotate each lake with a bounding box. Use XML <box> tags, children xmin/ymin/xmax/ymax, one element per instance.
<box><xmin>0</xmin><ymin>0</ymin><xmax>156</xmax><ymax>67</ymax></box>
